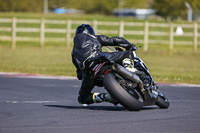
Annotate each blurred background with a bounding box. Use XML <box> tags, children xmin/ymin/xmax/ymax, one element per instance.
<box><xmin>0</xmin><ymin>0</ymin><xmax>200</xmax><ymax>20</ymax></box>
<box><xmin>0</xmin><ymin>0</ymin><xmax>200</xmax><ymax>84</ymax></box>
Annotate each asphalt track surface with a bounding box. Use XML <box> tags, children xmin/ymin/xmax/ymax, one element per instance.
<box><xmin>0</xmin><ymin>74</ymin><xmax>200</xmax><ymax>133</ymax></box>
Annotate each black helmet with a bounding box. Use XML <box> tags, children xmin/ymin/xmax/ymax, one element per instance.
<box><xmin>75</xmin><ymin>24</ymin><xmax>95</xmax><ymax>36</ymax></box>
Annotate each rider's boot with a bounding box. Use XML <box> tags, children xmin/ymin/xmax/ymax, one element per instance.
<box><xmin>93</xmin><ymin>93</ymin><xmax>118</xmax><ymax>106</ymax></box>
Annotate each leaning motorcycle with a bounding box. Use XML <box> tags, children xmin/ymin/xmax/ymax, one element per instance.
<box><xmin>84</xmin><ymin>46</ymin><xmax>169</xmax><ymax>111</ymax></box>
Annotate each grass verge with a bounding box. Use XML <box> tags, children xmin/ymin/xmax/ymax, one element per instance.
<box><xmin>0</xmin><ymin>45</ymin><xmax>200</xmax><ymax>84</ymax></box>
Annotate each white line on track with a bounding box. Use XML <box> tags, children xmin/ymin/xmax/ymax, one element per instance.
<box><xmin>0</xmin><ymin>72</ymin><xmax>77</xmax><ymax>80</ymax></box>
<box><xmin>0</xmin><ymin>100</ymin><xmax>59</xmax><ymax>104</ymax></box>
<box><xmin>0</xmin><ymin>100</ymin><xmax>74</xmax><ymax>104</ymax></box>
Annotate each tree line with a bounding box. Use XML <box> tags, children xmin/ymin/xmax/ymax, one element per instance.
<box><xmin>0</xmin><ymin>0</ymin><xmax>199</xmax><ymax>19</ymax></box>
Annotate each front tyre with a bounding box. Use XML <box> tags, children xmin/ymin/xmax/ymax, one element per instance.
<box><xmin>156</xmin><ymin>90</ymin><xmax>170</xmax><ymax>109</ymax></box>
<box><xmin>103</xmin><ymin>72</ymin><xmax>143</xmax><ymax>111</ymax></box>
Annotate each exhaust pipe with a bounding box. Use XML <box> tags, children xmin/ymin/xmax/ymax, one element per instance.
<box><xmin>113</xmin><ymin>64</ymin><xmax>145</xmax><ymax>93</ymax></box>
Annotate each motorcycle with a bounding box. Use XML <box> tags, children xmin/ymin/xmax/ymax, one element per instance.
<box><xmin>84</xmin><ymin>46</ymin><xmax>170</xmax><ymax>111</ymax></box>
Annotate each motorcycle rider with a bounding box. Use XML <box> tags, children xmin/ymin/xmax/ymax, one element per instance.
<box><xmin>71</xmin><ymin>24</ymin><xmax>140</xmax><ymax>105</ymax></box>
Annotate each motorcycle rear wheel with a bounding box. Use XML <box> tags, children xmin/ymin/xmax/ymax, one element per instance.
<box><xmin>103</xmin><ymin>72</ymin><xmax>143</xmax><ymax>111</ymax></box>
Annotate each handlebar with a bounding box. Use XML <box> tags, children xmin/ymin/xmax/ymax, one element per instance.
<box><xmin>115</xmin><ymin>45</ymin><xmax>142</xmax><ymax>52</ymax></box>
<box><xmin>128</xmin><ymin>45</ymin><xmax>142</xmax><ymax>51</ymax></box>
<box><xmin>118</xmin><ymin>43</ymin><xmax>141</xmax><ymax>51</ymax></box>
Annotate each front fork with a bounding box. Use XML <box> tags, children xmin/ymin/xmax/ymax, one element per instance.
<box><xmin>134</xmin><ymin>57</ymin><xmax>159</xmax><ymax>99</ymax></box>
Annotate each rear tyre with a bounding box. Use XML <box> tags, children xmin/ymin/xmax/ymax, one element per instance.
<box><xmin>103</xmin><ymin>72</ymin><xmax>143</xmax><ymax>111</ymax></box>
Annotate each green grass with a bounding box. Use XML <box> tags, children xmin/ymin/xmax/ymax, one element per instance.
<box><xmin>137</xmin><ymin>50</ymin><xmax>200</xmax><ymax>84</ymax></box>
<box><xmin>0</xmin><ymin>46</ymin><xmax>200</xmax><ymax>84</ymax></box>
<box><xmin>0</xmin><ymin>46</ymin><xmax>75</xmax><ymax>76</ymax></box>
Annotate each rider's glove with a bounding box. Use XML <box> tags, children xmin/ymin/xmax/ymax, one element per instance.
<box><xmin>118</xmin><ymin>43</ymin><xmax>136</xmax><ymax>50</ymax></box>
<box><xmin>129</xmin><ymin>43</ymin><xmax>137</xmax><ymax>51</ymax></box>
<box><xmin>119</xmin><ymin>43</ymin><xmax>133</xmax><ymax>50</ymax></box>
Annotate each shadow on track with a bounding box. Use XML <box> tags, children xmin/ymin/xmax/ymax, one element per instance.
<box><xmin>44</xmin><ymin>105</ymin><xmax>158</xmax><ymax>111</ymax></box>
<box><xmin>44</xmin><ymin>105</ymin><xmax>125</xmax><ymax>111</ymax></box>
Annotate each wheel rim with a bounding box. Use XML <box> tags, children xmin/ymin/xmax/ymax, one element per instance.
<box><xmin>114</xmin><ymin>74</ymin><xmax>144</xmax><ymax>103</ymax></box>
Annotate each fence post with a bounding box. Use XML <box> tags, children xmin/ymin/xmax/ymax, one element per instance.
<box><xmin>12</xmin><ymin>17</ymin><xmax>16</xmax><ymax>49</ymax></box>
<box><xmin>169</xmin><ymin>23</ymin><xmax>174</xmax><ymax>52</ymax></box>
<box><xmin>194</xmin><ymin>22</ymin><xmax>198</xmax><ymax>53</ymax></box>
<box><xmin>67</xmin><ymin>19</ymin><xmax>71</xmax><ymax>47</ymax></box>
<box><xmin>119</xmin><ymin>21</ymin><xmax>124</xmax><ymax>37</ymax></box>
<box><xmin>144</xmin><ymin>21</ymin><xmax>149</xmax><ymax>52</ymax></box>
<box><xmin>93</xmin><ymin>20</ymin><xmax>98</xmax><ymax>34</ymax></box>
<box><xmin>40</xmin><ymin>18</ymin><xmax>45</xmax><ymax>48</ymax></box>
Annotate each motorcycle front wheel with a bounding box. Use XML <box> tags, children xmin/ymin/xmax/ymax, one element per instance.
<box><xmin>156</xmin><ymin>90</ymin><xmax>170</xmax><ymax>109</ymax></box>
<box><xmin>103</xmin><ymin>72</ymin><xmax>143</xmax><ymax>111</ymax></box>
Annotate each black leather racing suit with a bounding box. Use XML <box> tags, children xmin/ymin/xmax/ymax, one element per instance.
<box><xmin>72</xmin><ymin>33</ymin><xmax>135</xmax><ymax>104</ymax></box>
